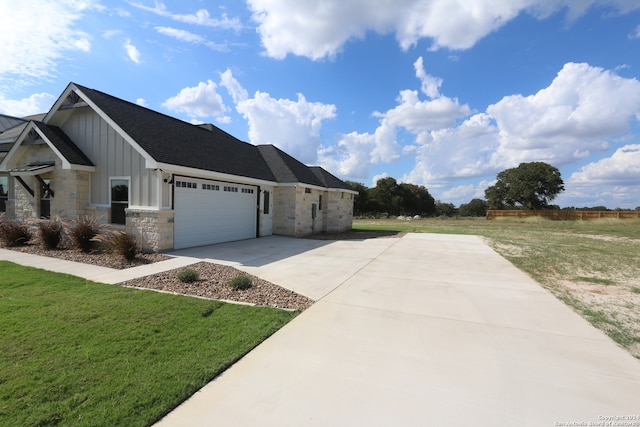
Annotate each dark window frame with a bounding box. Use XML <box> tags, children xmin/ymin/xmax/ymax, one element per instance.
<box><xmin>110</xmin><ymin>177</ymin><xmax>129</xmax><ymax>225</ymax></box>
<box><xmin>0</xmin><ymin>175</ymin><xmax>8</xmax><ymax>213</ymax></box>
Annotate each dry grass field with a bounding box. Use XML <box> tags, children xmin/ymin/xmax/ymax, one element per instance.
<box><xmin>354</xmin><ymin>217</ymin><xmax>640</xmax><ymax>359</ymax></box>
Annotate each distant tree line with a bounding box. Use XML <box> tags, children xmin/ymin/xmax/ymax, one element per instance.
<box><xmin>345</xmin><ymin>177</ymin><xmax>437</xmax><ymax>217</ymax></box>
<box><xmin>347</xmin><ymin>162</ymin><xmax>635</xmax><ymax>218</ymax></box>
<box><xmin>345</xmin><ymin>177</ymin><xmax>489</xmax><ymax>218</ymax></box>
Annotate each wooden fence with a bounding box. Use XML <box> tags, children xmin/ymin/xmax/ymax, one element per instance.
<box><xmin>486</xmin><ymin>210</ymin><xmax>640</xmax><ymax>220</ymax></box>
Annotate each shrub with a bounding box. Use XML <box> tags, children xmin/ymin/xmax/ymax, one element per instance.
<box><xmin>0</xmin><ymin>217</ymin><xmax>32</xmax><ymax>247</ymax></box>
<box><xmin>69</xmin><ymin>216</ymin><xmax>102</xmax><ymax>252</ymax></box>
<box><xmin>228</xmin><ymin>275</ymin><xmax>252</xmax><ymax>290</ymax></box>
<box><xmin>107</xmin><ymin>231</ymin><xmax>138</xmax><ymax>261</ymax></box>
<box><xmin>177</xmin><ymin>268</ymin><xmax>199</xmax><ymax>283</ymax></box>
<box><xmin>38</xmin><ymin>220</ymin><xmax>63</xmax><ymax>250</ymax></box>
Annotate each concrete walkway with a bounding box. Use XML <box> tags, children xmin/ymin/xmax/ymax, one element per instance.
<box><xmin>156</xmin><ymin>234</ymin><xmax>640</xmax><ymax>426</ymax></box>
<box><xmin>2</xmin><ymin>234</ymin><xmax>640</xmax><ymax>426</ymax></box>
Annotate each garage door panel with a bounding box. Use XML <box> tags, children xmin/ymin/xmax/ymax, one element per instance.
<box><xmin>174</xmin><ymin>178</ymin><xmax>257</xmax><ymax>249</ymax></box>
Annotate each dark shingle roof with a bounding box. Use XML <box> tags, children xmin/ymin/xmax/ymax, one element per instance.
<box><xmin>257</xmin><ymin>145</ymin><xmax>325</xmax><ymax>187</ymax></box>
<box><xmin>33</xmin><ymin>122</ymin><xmax>94</xmax><ymax>167</ymax></box>
<box><xmin>310</xmin><ymin>167</ymin><xmax>354</xmax><ymax>191</ymax></box>
<box><xmin>74</xmin><ymin>83</ymin><xmax>275</xmax><ymax>182</ymax></box>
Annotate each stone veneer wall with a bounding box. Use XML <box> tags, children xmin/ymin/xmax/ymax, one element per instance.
<box><xmin>273</xmin><ymin>186</ymin><xmax>354</xmax><ymax>236</ymax></box>
<box><xmin>125</xmin><ymin>208</ymin><xmax>174</xmax><ymax>253</ymax></box>
<box><xmin>294</xmin><ymin>187</ymin><xmax>323</xmax><ymax>236</ymax></box>
<box><xmin>11</xmin><ymin>169</ymin><xmax>92</xmax><ymax>220</ymax></box>
<box><xmin>272</xmin><ymin>186</ymin><xmax>296</xmax><ymax>236</ymax></box>
<box><xmin>54</xmin><ymin>169</ymin><xmax>91</xmax><ymax>218</ymax></box>
<box><xmin>324</xmin><ymin>191</ymin><xmax>354</xmax><ymax>233</ymax></box>
<box><xmin>13</xmin><ymin>177</ymin><xmax>35</xmax><ymax>219</ymax></box>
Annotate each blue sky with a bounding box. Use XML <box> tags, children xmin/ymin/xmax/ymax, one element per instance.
<box><xmin>1</xmin><ymin>1</ymin><xmax>640</xmax><ymax>208</ymax></box>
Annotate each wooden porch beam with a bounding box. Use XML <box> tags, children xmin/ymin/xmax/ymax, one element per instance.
<box><xmin>15</xmin><ymin>176</ymin><xmax>34</xmax><ymax>197</ymax></box>
<box><xmin>34</xmin><ymin>175</ymin><xmax>54</xmax><ymax>198</ymax></box>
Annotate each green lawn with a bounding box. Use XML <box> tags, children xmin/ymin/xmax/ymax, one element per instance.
<box><xmin>0</xmin><ymin>261</ymin><xmax>298</xmax><ymax>426</ymax></box>
<box><xmin>355</xmin><ymin>217</ymin><xmax>640</xmax><ymax>358</ymax></box>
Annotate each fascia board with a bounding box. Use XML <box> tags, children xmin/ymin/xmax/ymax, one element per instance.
<box><xmin>156</xmin><ymin>163</ymin><xmax>277</xmax><ymax>187</ymax></box>
<box><xmin>43</xmin><ymin>83</ymin><xmax>74</xmax><ymax>124</ymax></box>
<box><xmin>273</xmin><ymin>182</ymin><xmax>358</xmax><ymax>193</ymax></box>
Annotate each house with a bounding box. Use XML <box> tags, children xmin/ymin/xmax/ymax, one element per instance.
<box><xmin>0</xmin><ymin>83</ymin><xmax>355</xmax><ymax>251</ymax></box>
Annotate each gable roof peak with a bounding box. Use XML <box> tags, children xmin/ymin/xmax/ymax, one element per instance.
<box><xmin>68</xmin><ymin>83</ymin><xmax>275</xmax><ymax>181</ymax></box>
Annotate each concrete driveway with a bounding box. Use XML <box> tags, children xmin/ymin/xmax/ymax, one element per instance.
<box><xmin>157</xmin><ymin>233</ymin><xmax>640</xmax><ymax>426</ymax></box>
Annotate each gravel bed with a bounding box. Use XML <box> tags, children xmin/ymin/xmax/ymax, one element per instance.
<box><xmin>5</xmin><ymin>243</ymin><xmax>170</xmax><ymax>269</ymax></box>
<box><xmin>122</xmin><ymin>262</ymin><xmax>314</xmax><ymax>311</ymax></box>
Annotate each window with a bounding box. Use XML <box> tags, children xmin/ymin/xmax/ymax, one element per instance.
<box><xmin>40</xmin><ymin>178</ymin><xmax>51</xmax><ymax>219</ymax></box>
<box><xmin>241</xmin><ymin>188</ymin><xmax>254</xmax><ymax>194</ymax></box>
<box><xmin>224</xmin><ymin>186</ymin><xmax>238</xmax><ymax>192</ymax></box>
<box><xmin>319</xmin><ymin>195</ymin><xmax>323</xmax><ymax>211</ymax></box>
<box><xmin>176</xmin><ymin>180</ymin><xmax>196</xmax><ymax>189</ymax></box>
<box><xmin>0</xmin><ymin>175</ymin><xmax>8</xmax><ymax>213</ymax></box>
<box><xmin>111</xmin><ymin>178</ymin><xmax>129</xmax><ymax>225</ymax></box>
<box><xmin>305</xmin><ymin>188</ymin><xmax>311</xmax><ymax>194</ymax></box>
<box><xmin>263</xmin><ymin>191</ymin><xmax>270</xmax><ymax>215</ymax></box>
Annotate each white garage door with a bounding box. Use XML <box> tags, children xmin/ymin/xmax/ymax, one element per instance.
<box><xmin>174</xmin><ymin>177</ymin><xmax>258</xmax><ymax>249</ymax></box>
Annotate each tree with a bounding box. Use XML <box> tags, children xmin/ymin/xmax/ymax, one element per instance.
<box><xmin>398</xmin><ymin>183</ymin><xmax>436</xmax><ymax>216</ymax></box>
<box><xmin>369</xmin><ymin>177</ymin><xmax>402</xmax><ymax>215</ymax></box>
<box><xmin>435</xmin><ymin>201</ymin><xmax>457</xmax><ymax>217</ymax></box>
<box><xmin>485</xmin><ymin>162</ymin><xmax>564</xmax><ymax>210</ymax></box>
<box><xmin>365</xmin><ymin>177</ymin><xmax>437</xmax><ymax>216</ymax></box>
<box><xmin>458</xmin><ymin>198</ymin><xmax>488</xmax><ymax>217</ymax></box>
<box><xmin>345</xmin><ymin>181</ymin><xmax>370</xmax><ymax>216</ymax></box>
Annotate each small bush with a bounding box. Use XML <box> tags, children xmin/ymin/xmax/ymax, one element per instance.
<box><xmin>107</xmin><ymin>231</ymin><xmax>138</xmax><ymax>261</ymax></box>
<box><xmin>228</xmin><ymin>275</ymin><xmax>252</xmax><ymax>290</ymax></box>
<box><xmin>0</xmin><ymin>217</ymin><xmax>32</xmax><ymax>247</ymax></box>
<box><xmin>69</xmin><ymin>216</ymin><xmax>102</xmax><ymax>252</ymax></box>
<box><xmin>177</xmin><ymin>268</ymin><xmax>199</xmax><ymax>283</ymax></box>
<box><xmin>39</xmin><ymin>220</ymin><xmax>63</xmax><ymax>250</ymax></box>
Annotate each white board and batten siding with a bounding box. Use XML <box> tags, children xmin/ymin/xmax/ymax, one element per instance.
<box><xmin>173</xmin><ymin>177</ymin><xmax>258</xmax><ymax>249</ymax></box>
<box><xmin>60</xmin><ymin>108</ymin><xmax>158</xmax><ymax>207</ymax></box>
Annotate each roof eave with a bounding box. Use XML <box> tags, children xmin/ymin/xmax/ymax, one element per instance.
<box><xmin>156</xmin><ymin>162</ymin><xmax>278</xmax><ymax>187</ymax></box>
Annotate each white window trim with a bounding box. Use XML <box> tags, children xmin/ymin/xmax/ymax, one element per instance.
<box><xmin>109</xmin><ymin>176</ymin><xmax>131</xmax><ymax>205</ymax></box>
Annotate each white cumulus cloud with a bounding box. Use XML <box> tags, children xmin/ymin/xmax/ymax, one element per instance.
<box><xmin>569</xmin><ymin>145</ymin><xmax>640</xmax><ymax>186</ymax></box>
<box><xmin>323</xmin><ymin>56</ymin><xmax>470</xmax><ymax>180</ymax></box>
<box><xmin>486</xmin><ymin>62</ymin><xmax>640</xmax><ymax>169</ymax></box>
<box><xmin>560</xmin><ymin>145</ymin><xmax>640</xmax><ymax>208</ymax></box>
<box><xmin>220</xmin><ymin>69</ymin><xmax>336</xmax><ymax>163</ymax></box>
<box><xmin>247</xmin><ymin>0</ymin><xmax>640</xmax><ymax>59</ymax></box>
<box><xmin>162</xmin><ymin>80</ymin><xmax>227</xmax><ymax>118</ymax></box>
<box><xmin>0</xmin><ymin>92</ymin><xmax>56</xmax><ymax>117</ymax></box>
<box><xmin>236</xmin><ymin>91</ymin><xmax>336</xmax><ymax>164</ymax></box>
